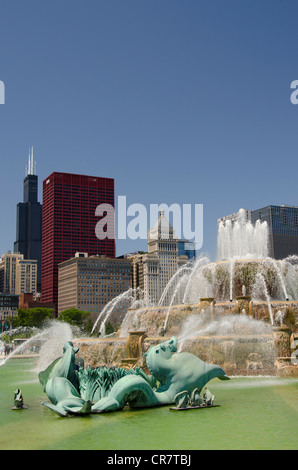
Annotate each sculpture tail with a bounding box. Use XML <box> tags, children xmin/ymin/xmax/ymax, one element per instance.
<box><xmin>207</xmin><ymin>364</ymin><xmax>230</xmax><ymax>382</ymax></box>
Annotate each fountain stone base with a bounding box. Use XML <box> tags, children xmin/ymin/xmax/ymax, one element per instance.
<box><xmin>121</xmin><ymin>331</ymin><xmax>147</xmax><ymax>367</ymax></box>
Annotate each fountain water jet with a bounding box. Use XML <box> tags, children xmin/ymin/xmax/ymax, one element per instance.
<box><xmin>229</xmin><ymin>260</ymin><xmax>235</xmax><ymax>301</ymax></box>
<box><xmin>158</xmin><ymin>263</ymin><xmax>192</xmax><ymax>307</ymax></box>
<box><xmin>91</xmin><ymin>287</ymin><xmax>145</xmax><ymax>336</ymax></box>
<box><xmin>182</xmin><ymin>255</ymin><xmax>210</xmax><ymax>304</ymax></box>
<box><xmin>163</xmin><ymin>273</ymin><xmax>189</xmax><ymax>330</ymax></box>
<box><xmin>252</xmin><ymin>273</ymin><xmax>274</xmax><ymax>325</ymax></box>
<box><xmin>0</xmin><ymin>321</ymin><xmax>73</xmax><ymax>370</ymax></box>
<box><xmin>217</xmin><ymin>209</ymin><xmax>269</xmax><ymax>260</ymax></box>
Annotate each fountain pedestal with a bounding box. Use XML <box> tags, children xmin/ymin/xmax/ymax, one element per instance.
<box><xmin>273</xmin><ymin>326</ymin><xmax>298</xmax><ymax>376</ymax></box>
<box><xmin>273</xmin><ymin>326</ymin><xmax>292</xmax><ymax>358</ymax></box>
<box><xmin>198</xmin><ymin>298</ymin><xmax>216</xmax><ymax>321</ymax></box>
<box><xmin>236</xmin><ymin>296</ymin><xmax>252</xmax><ymax>315</ymax></box>
<box><xmin>122</xmin><ymin>331</ymin><xmax>147</xmax><ymax>367</ymax></box>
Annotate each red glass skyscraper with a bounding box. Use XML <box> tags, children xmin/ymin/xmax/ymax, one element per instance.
<box><xmin>41</xmin><ymin>172</ymin><xmax>115</xmax><ymax>312</ymax></box>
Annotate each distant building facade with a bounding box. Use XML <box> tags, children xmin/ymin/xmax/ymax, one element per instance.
<box><xmin>15</xmin><ymin>258</ymin><xmax>37</xmax><ymax>296</ymax></box>
<box><xmin>18</xmin><ymin>293</ymin><xmax>55</xmax><ymax>311</ymax></box>
<box><xmin>252</xmin><ymin>205</ymin><xmax>298</xmax><ymax>259</ymax></box>
<box><xmin>0</xmin><ymin>252</ymin><xmax>23</xmax><ymax>294</ymax></box>
<box><xmin>41</xmin><ymin>172</ymin><xmax>115</xmax><ymax>313</ymax></box>
<box><xmin>0</xmin><ymin>252</ymin><xmax>37</xmax><ymax>296</ymax></box>
<box><xmin>217</xmin><ymin>209</ymin><xmax>253</xmax><ymax>228</ymax></box>
<box><xmin>58</xmin><ymin>253</ymin><xmax>132</xmax><ymax>323</ymax></box>
<box><xmin>0</xmin><ymin>294</ymin><xmax>19</xmax><ymax>332</ymax></box>
<box><xmin>14</xmin><ymin>147</ymin><xmax>42</xmax><ymax>291</ymax></box>
<box><xmin>128</xmin><ymin>253</ymin><xmax>145</xmax><ymax>299</ymax></box>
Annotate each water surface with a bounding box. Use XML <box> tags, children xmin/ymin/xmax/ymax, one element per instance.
<box><xmin>0</xmin><ymin>359</ymin><xmax>297</xmax><ymax>450</ymax></box>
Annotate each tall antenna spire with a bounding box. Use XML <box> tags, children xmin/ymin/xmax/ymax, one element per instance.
<box><xmin>27</xmin><ymin>147</ymin><xmax>31</xmax><ymax>175</ymax></box>
<box><xmin>31</xmin><ymin>146</ymin><xmax>34</xmax><ymax>175</ymax></box>
<box><xmin>26</xmin><ymin>145</ymin><xmax>35</xmax><ymax>175</ymax></box>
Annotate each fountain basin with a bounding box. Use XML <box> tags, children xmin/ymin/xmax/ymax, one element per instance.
<box><xmin>73</xmin><ymin>328</ymin><xmax>298</xmax><ymax>377</ymax></box>
<box><xmin>73</xmin><ymin>297</ymin><xmax>298</xmax><ymax>377</ymax></box>
<box><xmin>1</xmin><ymin>358</ymin><xmax>298</xmax><ymax>449</ymax></box>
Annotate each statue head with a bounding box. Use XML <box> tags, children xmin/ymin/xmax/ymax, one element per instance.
<box><xmin>62</xmin><ymin>341</ymin><xmax>79</xmax><ymax>355</ymax></box>
<box><xmin>144</xmin><ymin>337</ymin><xmax>178</xmax><ymax>383</ymax></box>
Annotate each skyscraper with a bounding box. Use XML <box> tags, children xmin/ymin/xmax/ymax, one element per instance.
<box><xmin>251</xmin><ymin>205</ymin><xmax>298</xmax><ymax>259</ymax></box>
<box><xmin>14</xmin><ymin>147</ymin><xmax>42</xmax><ymax>290</ymax></box>
<box><xmin>129</xmin><ymin>211</ymin><xmax>188</xmax><ymax>305</ymax></box>
<box><xmin>58</xmin><ymin>252</ymin><xmax>132</xmax><ymax>323</ymax></box>
<box><xmin>0</xmin><ymin>251</ymin><xmax>37</xmax><ymax>296</ymax></box>
<box><xmin>41</xmin><ymin>172</ymin><xmax>115</xmax><ymax>312</ymax></box>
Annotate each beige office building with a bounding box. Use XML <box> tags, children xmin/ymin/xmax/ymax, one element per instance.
<box><xmin>15</xmin><ymin>259</ymin><xmax>37</xmax><ymax>295</ymax></box>
<box><xmin>0</xmin><ymin>252</ymin><xmax>37</xmax><ymax>296</ymax></box>
<box><xmin>58</xmin><ymin>253</ymin><xmax>132</xmax><ymax>323</ymax></box>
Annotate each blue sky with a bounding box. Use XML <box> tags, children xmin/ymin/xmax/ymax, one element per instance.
<box><xmin>0</xmin><ymin>0</ymin><xmax>297</xmax><ymax>260</ymax></box>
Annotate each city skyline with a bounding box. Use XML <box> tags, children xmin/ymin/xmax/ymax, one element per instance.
<box><xmin>1</xmin><ymin>153</ymin><xmax>297</xmax><ymax>265</ymax></box>
<box><xmin>0</xmin><ymin>2</ymin><xmax>298</xmax><ymax>261</ymax></box>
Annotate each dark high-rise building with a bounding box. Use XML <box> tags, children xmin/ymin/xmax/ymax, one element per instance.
<box><xmin>252</xmin><ymin>205</ymin><xmax>298</xmax><ymax>260</ymax></box>
<box><xmin>41</xmin><ymin>172</ymin><xmax>115</xmax><ymax>313</ymax></box>
<box><xmin>14</xmin><ymin>147</ymin><xmax>42</xmax><ymax>291</ymax></box>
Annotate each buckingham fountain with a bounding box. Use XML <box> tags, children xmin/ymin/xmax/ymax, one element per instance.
<box><xmin>2</xmin><ymin>209</ymin><xmax>298</xmax><ymax>421</ymax></box>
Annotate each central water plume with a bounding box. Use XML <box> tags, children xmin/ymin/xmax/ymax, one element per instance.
<box><xmin>217</xmin><ymin>209</ymin><xmax>269</xmax><ymax>261</ymax></box>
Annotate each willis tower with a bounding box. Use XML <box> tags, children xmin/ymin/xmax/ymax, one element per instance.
<box><xmin>14</xmin><ymin>147</ymin><xmax>42</xmax><ymax>291</ymax></box>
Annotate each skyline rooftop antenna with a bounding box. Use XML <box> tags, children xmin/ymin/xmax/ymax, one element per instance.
<box><xmin>26</xmin><ymin>146</ymin><xmax>35</xmax><ymax>176</ymax></box>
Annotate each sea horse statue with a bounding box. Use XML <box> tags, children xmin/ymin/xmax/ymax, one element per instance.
<box><xmin>39</xmin><ymin>338</ymin><xmax>229</xmax><ymax>416</ymax></box>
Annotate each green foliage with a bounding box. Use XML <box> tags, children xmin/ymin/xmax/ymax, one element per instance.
<box><xmin>104</xmin><ymin>321</ymin><xmax>119</xmax><ymax>336</ymax></box>
<box><xmin>58</xmin><ymin>308</ymin><xmax>90</xmax><ymax>329</ymax></box>
<box><xmin>84</xmin><ymin>318</ymin><xmax>93</xmax><ymax>335</ymax></box>
<box><xmin>12</xmin><ymin>308</ymin><xmax>54</xmax><ymax>329</ymax></box>
<box><xmin>1</xmin><ymin>334</ymin><xmax>10</xmax><ymax>343</ymax></box>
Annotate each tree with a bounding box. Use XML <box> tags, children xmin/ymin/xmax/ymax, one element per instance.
<box><xmin>105</xmin><ymin>321</ymin><xmax>120</xmax><ymax>336</ymax></box>
<box><xmin>58</xmin><ymin>308</ymin><xmax>90</xmax><ymax>330</ymax></box>
<box><xmin>12</xmin><ymin>308</ymin><xmax>54</xmax><ymax>329</ymax></box>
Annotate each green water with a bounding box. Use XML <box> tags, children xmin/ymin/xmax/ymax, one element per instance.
<box><xmin>0</xmin><ymin>359</ymin><xmax>297</xmax><ymax>450</ymax></box>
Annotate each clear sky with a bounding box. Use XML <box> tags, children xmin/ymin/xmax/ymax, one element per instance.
<box><xmin>0</xmin><ymin>0</ymin><xmax>297</xmax><ymax>261</ymax></box>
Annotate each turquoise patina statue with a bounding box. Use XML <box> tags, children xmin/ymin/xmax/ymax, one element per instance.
<box><xmin>38</xmin><ymin>337</ymin><xmax>229</xmax><ymax>417</ymax></box>
<box><xmin>12</xmin><ymin>388</ymin><xmax>28</xmax><ymax>410</ymax></box>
